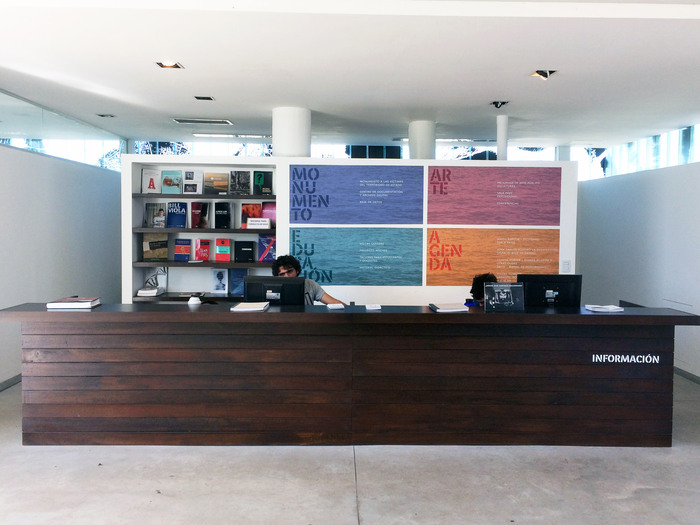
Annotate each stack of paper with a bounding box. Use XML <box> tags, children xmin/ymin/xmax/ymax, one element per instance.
<box><xmin>230</xmin><ymin>302</ymin><xmax>270</xmax><ymax>312</ymax></box>
<box><xmin>429</xmin><ymin>303</ymin><xmax>469</xmax><ymax>313</ymax></box>
<box><xmin>585</xmin><ymin>304</ymin><xmax>624</xmax><ymax>312</ymax></box>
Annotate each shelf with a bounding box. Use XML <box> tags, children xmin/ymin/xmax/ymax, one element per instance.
<box><xmin>132</xmin><ymin>292</ymin><xmax>243</xmax><ymax>303</ymax></box>
<box><xmin>133</xmin><ymin>261</ymin><xmax>272</xmax><ymax>268</ymax></box>
<box><xmin>133</xmin><ymin>193</ymin><xmax>276</xmax><ymax>200</ymax></box>
<box><xmin>134</xmin><ymin>227</ymin><xmax>275</xmax><ymax>235</ymax></box>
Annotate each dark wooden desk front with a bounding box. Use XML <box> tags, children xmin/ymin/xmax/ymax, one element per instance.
<box><xmin>3</xmin><ymin>303</ymin><xmax>698</xmax><ymax>447</ymax></box>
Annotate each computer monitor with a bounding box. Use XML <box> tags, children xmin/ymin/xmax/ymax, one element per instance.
<box><xmin>243</xmin><ymin>276</ymin><xmax>306</xmax><ymax>305</ymax></box>
<box><xmin>517</xmin><ymin>274</ymin><xmax>582</xmax><ymax>308</ymax></box>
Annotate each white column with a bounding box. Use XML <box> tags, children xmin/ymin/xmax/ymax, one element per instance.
<box><xmin>556</xmin><ymin>145</ymin><xmax>571</xmax><ymax>161</ymax></box>
<box><xmin>497</xmin><ymin>115</ymin><xmax>508</xmax><ymax>160</ymax></box>
<box><xmin>272</xmin><ymin>107</ymin><xmax>311</xmax><ymax>157</ymax></box>
<box><xmin>408</xmin><ymin>120</ymin><xmax>436</xmax><ymax>159</ymax></box>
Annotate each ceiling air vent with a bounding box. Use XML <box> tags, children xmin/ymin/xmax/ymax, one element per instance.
<box><xmin>172</xmin><ymin>118</ymin><xmax>233</xmax><ymax>125</ymax></box>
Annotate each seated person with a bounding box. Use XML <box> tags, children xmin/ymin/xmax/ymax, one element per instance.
<box><xmin>272</xmin><ymin>255</ymin><xmax>345</xmax><ymax>306</ymax></box>
<box><xmin>467</xmin><ymin>272</ymin><xmax>498</xmax><ymax>306</ymax></box>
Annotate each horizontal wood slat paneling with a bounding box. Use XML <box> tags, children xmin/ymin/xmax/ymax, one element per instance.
<box><xmin>15</xmin><ymin>308</ymin><xmax>686</xmax><ymax>446</ymax></box>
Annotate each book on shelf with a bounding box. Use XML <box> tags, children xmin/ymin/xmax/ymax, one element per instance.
<box><xmin>214</xmin><ymin>202</ymin><xmax>231</xmax><ymax>229</ymax></box>
<box><xmin>203</xmin><ymin>172</ymin><xmax>229</xmax><ymax>195</ymax></box>
<box><xmin>240</xmin><ymin>203</ymin><xmax>262</xmax><ymax>229</ymax></box>
<box><xmin>484</xmin><ymin>283</ymin><xmax>524</xmax><ymax>313</ymax></box>
<box><xmin>230</xmin><ymin>301</ymin><xmax>269</xmax><ymax>312</ymax></box>
<box><xmin>214</xmin><ymin>238</ymin><xmax>231</xmax><ymax>262</ymax></box>
<box><xmin>145</xmin><ymin>203</ymin><xmax>166</xmax><ymax>228</ymax></box>
<box><xmin>183</xmin><ymin>170</ymin><xmax>203</xmax><ymax>194</ymax></box>
<box><xmin>166</xmin><ymin>201</ymin><xmax>187</xmax><ymax>228</ymax></box>
<box><xmin>253</xmin><ymin>170</ymin><xmax>273</xmax><ymax>195</ymax></box>
<box><xmin>136</xmin><ymin>286</ymin><xmax>165</xmax><ymax>297</ymax></box>
<box><xmin>161</xmin><ymin>170</ymin><xmax>183</xmax><ymax>194</ymax></box>
<box><xmin>257</xmin><ymin>234</ymin><xmax>276</xmax><ymax>262</ymax></box>
<box><xmin>141</xmin><ymin>168</ymin><xmax>161</xmax><ymax>193</ymax></box>
<box><xmin>234</xmin><ymin>240</ymin><xmax>255</xmax><ymax>263</ymax></box>
<box><xmin>229</xmin><ymin>268</ymin><xmax>248</xmax><ymax>297</ymax></box>
<box><xmin>194</xmin><ymin>239</ymin><xmax>210</xmax><ymax>261</ymax></box>
<box><xmin>173</xmin><ymin>239</ymin><xmax>191</xmax><ymax>261</ymax></box>
<box><xmin>229</xmin><ymin>170</ymin><xmax>251</xmax><ymax>195</ymax></box>
<box><xmin>211</xmin><ymin>268</ymin><xmax>229</xmax><ymax>294</ymax></box>
<box><xmin>142</xmin><ymin>232</ymin><xmax>168</xmax><ymax>260</ymax></box>
<box><xmin>46</xmin><ymin>296</ymin><xmax>101</xmax><ymax>309</ymax></box>
<box><xmin>261</xmin><ymin>201</ymin><xmax>276</xmax><ymax>228</ymax></box>
<box><xmin>190</xmin><ymin>202</ymin><xmax>210</xmax><ymax>228</ymax></box>
<box><xmin>429</xmin><ymin>303</ymin><xmax>469</xmax><ymax>313</ymax></box>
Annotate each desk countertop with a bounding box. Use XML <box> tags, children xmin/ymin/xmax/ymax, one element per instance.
<box><xmin>1</xmin><ymin>303</ymin><xmax>698</xmax><ymax>326</ymax></box>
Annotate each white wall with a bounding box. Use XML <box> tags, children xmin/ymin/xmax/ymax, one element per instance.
<box><xmin>0</xmin><ymin>145</ymin><xmax>121</xmax><ymax>385</ymax></box>
<box><xmin>577</xmin><ymin>162</ymin><xmax>700</xmax><ymax>375</ymax></box>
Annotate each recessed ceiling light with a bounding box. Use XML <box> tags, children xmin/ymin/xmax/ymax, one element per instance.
<box><xmin>531</xmin><ymin>70</ymin><xmax>556</xmax><ymax>80</ymax></box>
<box><xmin>172</xmin><ymin>118</ymin><xmax>233</xmax><ymax>125</ymax></box>
<box><xmin>156</xmin><ymin>61</ymin><xmax>184</xmax><ymax>69</ymax></box>
<box><xmin>194</xmin><ymin>96</ymin><xmax>215</xmax><ymax>101</ymax></box>
<box><xmin>97</xmin><ymin>113</ymin><xmax>115</xmax><ymax>118</ymax></box>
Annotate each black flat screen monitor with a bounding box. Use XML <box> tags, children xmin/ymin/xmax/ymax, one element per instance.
<box><xmin>243</xmin><ymin>276</ymin><xmax>306</xmax><ymax>306</ymax></box>
<box><xmin>517</xmin><ymin>274</ymin><xmax>582</xmax><ymax>308</ymax></box>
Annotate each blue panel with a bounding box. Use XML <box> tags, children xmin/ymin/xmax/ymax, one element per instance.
<box><xmin>289</xmin><ymin>165</ymin><xmax>424</xmax><ymax>224</ymax></box>
<box><xmin>289</xmin><ymin>227</ymin><xmax>423</xmax><ymax>286</ymax></box>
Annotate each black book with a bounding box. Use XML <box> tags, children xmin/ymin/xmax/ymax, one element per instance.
<box><xmin>214</xmin><ymin>202</ymin><xmax>231</xmax><ymax>229</ymax></box>
<box><xmin>252</xmin><ymin>170</ymin><xmax>273</xmax><ymax>195</ymax></box>
<box><xmin>234</xmin><ymin>241</ymin><xmax>255</xmax><ymax>262</ymax></box>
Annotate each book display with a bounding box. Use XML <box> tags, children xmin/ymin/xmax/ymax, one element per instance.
<box><xmin>126</xmin><ymin>158</ymin><xmax>276</xmax><ymax>303</ymax></box>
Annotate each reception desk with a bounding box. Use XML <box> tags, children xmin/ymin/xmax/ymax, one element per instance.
<box><xmin>2</xmin><ymin>303</ymin><xmax>698</xmax><ymax>447</ymax></box>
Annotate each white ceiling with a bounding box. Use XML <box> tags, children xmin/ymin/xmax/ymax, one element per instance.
<box><xmin>1</xmin><ymin>1</ymin><xmax>700</xmax><ymax>148</ymax></box>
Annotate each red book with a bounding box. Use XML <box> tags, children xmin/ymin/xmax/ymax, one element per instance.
<box><xmin>214</xmin><ymin>238</ymin><xmax>231</xmax><ymax>262</ymax></box>
<box><xmin>194</xmin><ymin>239</ymin><xmax>210</xmax><ymax>261</ymax></box>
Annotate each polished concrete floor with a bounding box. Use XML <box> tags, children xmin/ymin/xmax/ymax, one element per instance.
<box><xmin>2</xmin><ymin>375</ymin><xmax>700</xmax><ymax>525</ymax></box>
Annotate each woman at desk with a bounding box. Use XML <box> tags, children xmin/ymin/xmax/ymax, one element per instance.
<box><xmin>466</xmin><ymin>272</ymin><xmax>498</xmax><ymax>307</ymax></box>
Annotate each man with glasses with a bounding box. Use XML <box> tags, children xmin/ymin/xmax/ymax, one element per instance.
<box><xmin>272</xmin><ymin>255</ymin><xmax>345</xmax><ymax>306</ymax></box>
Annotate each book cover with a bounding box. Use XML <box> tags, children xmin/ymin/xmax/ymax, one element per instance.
<box><xmin>253</xmin><ymin>170</ymin><xmax>273</xmax><ymax>195</ymax></box>
<box><xmin>257</xmin><ymin>235</ymin><xmax>276</xmax><ymax>262</ymax></box>
<box><xmin>183</xmin><ymin>169</ymin><xmax>203</xmax><ymax>194</ymax></box>
<box><xmin>161</xmin><ymin>170</ymin><xmax>183</xmax><ymax>194</ymax></box>
<box><xmin>142</xmin><ymin>232</ymin><xmax>168</xmax><ymax>261</ymax></box>
<box><xmin>190</xmin><ymin>202</ymin><xmax>210</xmax><ymax>229</ymax></box>
<box><xmin>194</xmin><ymin>239</ymin><xmax>210</xmax><ymax>261</ymax></box>
<box><xmin>214</xmin><ymin>202</ymin><xmax>231</xmax><ymax>229</ymax></box>
<box><xmin>145</xmin><ymin>203</ymin><xmax>166</xmax><ymax>228</ymax></box>
<box><xmin>484</xmin><ymin>283</ymin><xmax>525</xmax><ymax>312</ymax></box>
<box><xmin>229</xmin><ymin>170</ymin><xmax>251</xmax><ymax>195</ymax></box>
<box><xmin>204</xmin><ymin>172</ymin><xmax>229</xmax><ymax>195</ymax></box>
<box><xmin>234</xmin><ymin>240</ymin><xmax>255</xmax><ymax>263</ymax></box>
<box><xmin>214</xmin><ymin>238</ymin><xmax>231</xmax><ymax>262</ymax></box>
<box><xmin>261</xmin><ymin>201</ymin><xmax>276</xmax><ymax>228</ymax></box>
<box><xmin>166</xmin><ymin>202</ymin><xmax>187</xmax><ymax>228</ymax></box>
<box><xmin>228</xmin><ymin>268</ymin><xmax>248</xmax><ymax>297</ymax></box>
<box><xmin>141</xmin><ymin>168</ymin><xmax>161</xmax><ymax>193</ymax></box>
<box><xmin>240</xmin><ymin>203</ymin><xmax>262</xmax><ymax>229</ymax></box>
<box><xmin>174</xmin><ymin>239</ymin><xmax>191</xmax><ymax>261</ymax></box>
<box><xmin>211</xmin><ymin>268</ymin><xmax>229</xmax><ymax>294</ymax></box>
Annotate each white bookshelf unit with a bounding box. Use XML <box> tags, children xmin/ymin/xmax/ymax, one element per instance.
<box><xmin>121</xmin><ymin>155</ymin><xmax>277</xmax><ymax>303</ymax></box>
